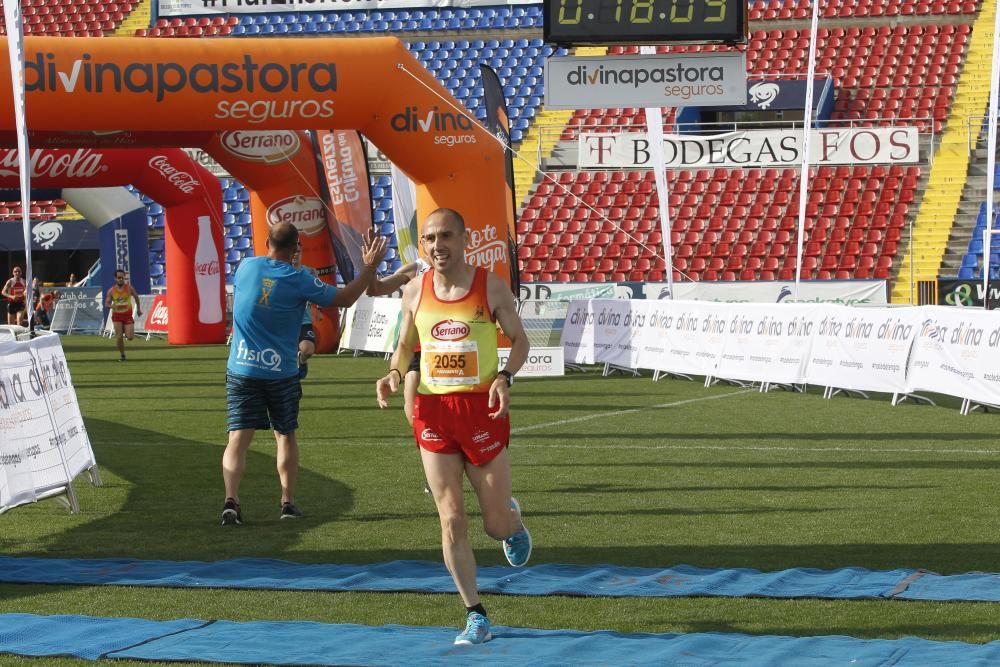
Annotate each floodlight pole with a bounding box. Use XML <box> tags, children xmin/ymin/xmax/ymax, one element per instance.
<box><xmin>982</xmin><ymin>1</ymin><xmax>1000</xmax><ymax>309</ymax></box>
<box><xmin>794</xmin><ymin>0</ymin><xmax>823</xmax><ymax>298</ymax></box>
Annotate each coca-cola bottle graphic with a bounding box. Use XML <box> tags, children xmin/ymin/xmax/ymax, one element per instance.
<box><xmin>195</xmin><ymin>216</ymin><xmax>223</xmax><ymax>324</ymax></box>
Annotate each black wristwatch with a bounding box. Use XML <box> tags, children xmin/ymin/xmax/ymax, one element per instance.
<box><xmin>497</xmin><ymin>370</ymin><xmax>514</xmax><ymax>387</ymax></box>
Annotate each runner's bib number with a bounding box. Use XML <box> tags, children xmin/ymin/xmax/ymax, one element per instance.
<box><xmin>423</xmin><ymin>340</ymin><xmax>480</xmax><ymax>387</ymax></box>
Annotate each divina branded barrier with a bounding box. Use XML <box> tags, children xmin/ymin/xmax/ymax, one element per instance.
<box><xmin>0</xmin><ymin>37</ymin><xmax>515</xmax><ymax>350</ymax></box>
<box><xmin>561</xmin><ymin>299</ymin><xmax>1000</xmax><ymax>411</ymax></box>
<box><xmin>0</xmin><ymin>331</ymin><xmax>100</xmax><ymax>514</ymax></box>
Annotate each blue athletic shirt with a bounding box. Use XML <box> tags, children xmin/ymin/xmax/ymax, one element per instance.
<box><xmin>228</xmin><ymin>257</ymin><xmax>337</xmax><ymax>379</ymax></box>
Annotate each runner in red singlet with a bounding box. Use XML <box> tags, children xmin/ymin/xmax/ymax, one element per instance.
<box><xmin>104</xmin><ymin>269</ymin><xmax>142</xmax><ymax>361</ymax></box>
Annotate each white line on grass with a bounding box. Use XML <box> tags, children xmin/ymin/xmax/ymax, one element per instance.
<box><xmin>524</xmin><ymin>443</ymin><xmax>1000</xmax><ymax>455</ymax></box>
<box><xmin>510</xmin><ymin>389</ymin><xmax>753</xmax><ymax>434</ymax></box>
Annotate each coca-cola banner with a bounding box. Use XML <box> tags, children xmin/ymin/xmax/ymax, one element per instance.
<box><xmin>143</xmin><ymin>295</ymin><xmax>169</xmax><ymax>334</ymax></box>
<box><xmin>578</xmin><ymin>128</ymin><xmax>920</xmax><ymax>169</ymax></box>
<box><xmin>0</xmin><ymin>148</ymin><xmax>224</xmax><ymax>345</ymax></box>
<box><xmin>157</xmin><ymin>0</ymin><xmax>537</xmax><ymax>17</ymax></box>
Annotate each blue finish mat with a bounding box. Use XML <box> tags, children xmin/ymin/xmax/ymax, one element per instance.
<box><xmin>2</xmin><ymin>556</ymin><xmax>1000</xmax><ymax>602</ymax></box>
<box><xmin>2</xmin><ymin>613</ymin><xmax>1000</xmax><ymax>666</ymax></box>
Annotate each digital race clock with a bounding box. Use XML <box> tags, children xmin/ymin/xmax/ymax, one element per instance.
<box><xmin>544</xmin><ymin>0</ymin><xmax>748</xmax><ymax>45</ymax></box>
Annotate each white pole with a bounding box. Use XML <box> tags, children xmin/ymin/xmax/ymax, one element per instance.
<box><xmin>2</xmin><ymin>0</ymin><xmax>33</xmax><ymax>327</ymax></box>
<box><xmin>982</xmin><ymin>2</ymin><xmax>1000</xmax><ymax>309</ymax></box>
<box><xmin>641</xmin><ymin>45</ymin><xmax>675</xmax><ymax>298</ymax></box>
<box><xmin>793</xmin><ymin>0</ymin><xmax>823</xmax><ymax>298</ymax></box>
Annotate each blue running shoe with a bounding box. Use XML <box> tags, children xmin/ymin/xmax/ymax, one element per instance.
<box><xmin>503</xmin><ymin>497</ymin><xmax>532</xmax><ymax>567</ymax></box>
<box><xmin>454</xmin><ymin>612</ymin><xmax>492</xmax><ymax>645</ymax></box>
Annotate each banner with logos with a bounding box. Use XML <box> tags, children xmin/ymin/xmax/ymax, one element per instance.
<box><xmin>545</xmin><ymin>53</ymin><xmax>747</xmax><ymax>110</ymax></box>
<box><xmin>49</xmin><ymin>287</ymin><xmax>105</xmax><ymax>335</ymax></box>
<box><xmin>907</xmin><ymin>306</ymin><xmax>1000</xmax><ymax>405</ymax></box>
<box><xmin>937</xmin><ymin>279</ymin><xmax>1000</xmax><ymax>308</ymax></box>
<box><xmin>560</xmin><ymin>299</ymin><xmax>597</xmax><ymax>365</ymax></box>
<box><xmin>339</xmin><ymin>296</ymin><xmax>403</xmax><ymax>354</ymax></box>
<box><xmin>714</xmin><ymin>303</ymin><xmax>817</xmax><ymax>384</ymax></box>
<box><xmin>314</xmin><ymin>130</ymin><xmax>374</xmax><ymax>283</ymax></box>
<box><xmin>499</xmin><ymin>346</ymin><xmax>564</xmax><ymax>377</ymax></box>
<box><xmin>142</xmin><ymin>295</ymin><xmax>169</xmax><ymax>334</ymax></box>
<box><xmin>0</xmin><ymin>332</ymin><xmax>97</xmax><ymax>513</ymax></box>
<box><xmin>803</xmin><ymin>305</ymin><xmax>918</xmax><ymax>393</ymax></box>
<box><xmin>717</xmin><ymin>77</ymin><xmax>831</xmax><ymax>112</ymax></box>
<box><xmin>643</xmin><ymin>280</ymin><xmax>888</xmax><ymax>306</ymax></box>
<box><xmin>0</xmin><ymin>218</ymin><xmax>99</xmax><ymax>251</ymax></box>
<box><xmin>578</xmin><ymin>127</ymin><xmax>919</xmax><ymax>169</ymax></box>
<box><xmin>636</xmin><ymin>299</ymin><xmax>727</xmax><ymax>376</ymax></box>
<box><xmin>157</xmin><ymin>0</ymin><xmax>537</xmax><ymax>17</ymax></box>
<box><xmin>560</xmin><ymin>299</ymin><xmax>1000</xmax><ymax>406</ymax></box>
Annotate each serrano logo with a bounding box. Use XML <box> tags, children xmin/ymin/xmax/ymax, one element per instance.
<box><xmin>221</xmin><ymin>130</ymin><xmax>300</xmax><ymax>164</ymax></box>
<box><xmin>267</xmin><ymin>195</ymin><xmax>326</xmax><ymax>236</ymax></box>
<box><xmin>391</xmin><ymin>106</ymin><xmax>478</xmax><ymax>148</ymax></box>
<box><xmin>25</xmin><ymin>53</ymin><xmax>337</xmax><ymax>124</ymax></box>
<box><xmin>148</xmin><ymin>156</ymin><xmax>200</xmax><ymax>194</ymax></box>
<box><xmin>0</xmin><ymin>148</ymin><xmax>105</xmax><ymax>179</ymax></box>
<box><xmin>432</xmin><ymin>320</ymin><xmax>469</xmax><ymax>341</ymax></box>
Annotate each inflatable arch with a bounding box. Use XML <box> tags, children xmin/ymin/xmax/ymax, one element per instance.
<box><xmin>0</xmin><ymin>147</ymin><xmax>225</xmax><ymax>344</ymax></box>
<box><xmin>0</xmin><ymin>37</ymin><xmax>515</xmax><ymax>297</ymax></box>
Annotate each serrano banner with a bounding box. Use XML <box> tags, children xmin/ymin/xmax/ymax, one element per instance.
<box><xmin>0</xmin><ymin>37</ymin><xmax>514</xmax><ymax>302</ymax></box>
<box><xmin>579</xmin><ymin>127</ymin><xmax>920</xmax><ymax>169</ymax></box>
<box><xmin>157</xmin><ymin>0</ymin><xmax>538</xmax><ymax>18</ymax></box>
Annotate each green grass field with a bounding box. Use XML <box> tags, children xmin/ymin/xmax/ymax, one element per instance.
<box><xmin>2</xmin><ymin>335</ymin><xmax>1000</xmax><ymax>665</ymax></box>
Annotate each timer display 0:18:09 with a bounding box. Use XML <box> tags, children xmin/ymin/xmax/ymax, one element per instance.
<box><xmin>544</xmin><ymin>0</ymin><xmax>747</xmax><ymax>45</ymax></box>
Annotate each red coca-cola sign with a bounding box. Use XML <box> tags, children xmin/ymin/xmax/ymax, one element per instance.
<box><xmin>0</xmin><ymin>148</ymin><xmax>105</xmax><ymax>179</ymax></box>
<box><xmin>144</xmin><ymin>295</ymin><xmax>169</xmax><ymax>333</ymax></box>
<box><xmin>195</xmin><ymin>260</ymin><xmax>221</xmax><ymax>276</ymax></box>
<box><xmin>148</xmin><ymin>155</ymin><xmax>200</xmax><ymax>194</ymax></box>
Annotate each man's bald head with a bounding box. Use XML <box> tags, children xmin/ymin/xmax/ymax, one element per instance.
<box><xmin>269</xmin><ymin>222</ymin><xmax>299</xmax><ymax>254</ymax></box>
<box><xmin>424</xmin><ymin>208</ymin><xmax>465</xmax><ymax>234</ymax></box>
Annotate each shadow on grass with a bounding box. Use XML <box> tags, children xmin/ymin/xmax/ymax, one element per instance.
<box><xmin>31</xmin><ymin>419</ymin><xmax>354</xmax><ymax>563</ymax></box>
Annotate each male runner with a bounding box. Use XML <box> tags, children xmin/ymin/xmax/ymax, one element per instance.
<box><xmin>104</xmin><ymin>270</ymin><xmax>142</xmax><ymax>361</ymax></box>
<box><xmin>376</xmin><ymin>208</ymin><xmax>531</xmax><ymax>646</ymax></box>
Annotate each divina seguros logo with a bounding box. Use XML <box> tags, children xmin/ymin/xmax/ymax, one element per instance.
<box><xmin>391</xmin><ymin>106</ymin><xmax>478</xmax><ymax>148</ymax></box>
<box><xmin>25</xmin><ymin>53</ymin><xmax>337</xmax><ymax>124</ymax></box>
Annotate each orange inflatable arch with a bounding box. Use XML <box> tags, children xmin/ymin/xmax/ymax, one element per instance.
<box><xmin>0</xmin><ymin>36</ymin><xmax>513</xmax><ymax>341</ymax></box>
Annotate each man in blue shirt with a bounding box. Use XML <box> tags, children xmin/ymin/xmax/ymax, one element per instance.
<box><xmin>222</xmin><ymin>221</ymin><xmax>386</xmax><ymax>525</ymax></box>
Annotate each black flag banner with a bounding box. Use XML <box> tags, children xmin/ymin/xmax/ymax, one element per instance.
<box><xmin>480</xmin><ymin>64</ymin><xmax>520</xmax><ymax>296</ymax></box>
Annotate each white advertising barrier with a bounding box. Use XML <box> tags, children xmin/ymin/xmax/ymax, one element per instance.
<box><xmin>638</xmin><ymin>300</ymin><xmax>730</xmax><ymax>376</ymax></box>
<box><xmin>158</xmin><ymin>0</ymin><xmax>536</xmax><ymax>18</ymax></box>
<box><xmin>907</xmin><ymin>306</ymin><xmax>1000</xmax><ymax>405</ymax></box>
<box><xmin>499</xmin><ymin>347</ymin><xmax>564</xmax><ymax>377</ymax></box>
<box><xmin>0</xmin><ymin>332</ymin><xmax>99</xmax><ymax>514</ymax></box>
<box><xmin>578</xmin><ymin>127</ymin><xmax>919</xmax><ymax>169</ymax></box>
<box><xmin>589</xmin><ymin>299</ymin><xmax>644</xmax><ymax>369</ymax></box>
<box><xmin>643</xmin><ymin>280</ymin><xmax>888</xmax><ymax>306</ymax></box>
<box><xmin>803</xmin><ymin>306</ymin><xmax>919</xmax><ymax>393</ymax></box>
<box><xmin>339</xmin><ymin>296</ymin><xmax>402</xmax><ymax>354</ymax></box>
<box><xmin>560</xmin><ymin>299</ymin><xmax>597</xmax><ymax>365</ymax></box>
<box><xmin>714</xmin><ymin>303</ymin><xmax>818</xmax><ymax>384</ymax></box>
